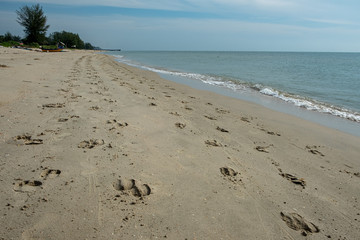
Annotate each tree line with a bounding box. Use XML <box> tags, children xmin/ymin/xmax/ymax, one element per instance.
<box><xmin>0</xmin><ymin>4</ymin><xmax>97</xmax><ymax>50</ymax></box>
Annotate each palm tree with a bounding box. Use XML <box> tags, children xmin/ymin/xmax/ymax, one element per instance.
<box><xmin>16</xmin><ymin>4</ymin><xmax>49</xmax><ymax>44</ymax></box>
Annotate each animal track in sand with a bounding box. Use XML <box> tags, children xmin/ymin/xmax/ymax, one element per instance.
<box><xmin>14</xmin><ymin>134</ymin><xmax>43</xmax><ymax>145</ymax></box>
<box><xmin>40</xmin><ymin>168</ymin><xmax>61</xmax><ymax>180</ymax></box>
<box><xmin>113</xmin><ymin>178</ymin><xmax>151</xmax><ymax>197</ymax></box>
<box><xmin>306</xmin><ymin>145</ymin><xmax>325</xmax><ymax>157</ymax></box>
<box><xmin>13</xmin><ymin>180</ymin><xmax>42</xmax><ymax>192</ymax></box>
<box><xmin>42</xmin><ymin>103</ymin><xmax>65</xmax><ymax>108</ymax></box>
<box><xmin>280</xmin><ymin>211</ymin><xmax>319</xmax><ymax>235</ymax></box>
<box><xmin>78</xmin><ymin>139</ymin><xmax>104</xmax><ymax>149</ymax></box>
<box><xmin>205</xmin><ymin>140</ymin><xmax>223</xmax><ymax>147</ymax></box>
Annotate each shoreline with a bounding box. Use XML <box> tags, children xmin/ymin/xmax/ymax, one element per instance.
<box><xmin>1</xmin><ymin>48</ymin><xmax>359</xmax><ymax>239</ymax></box>
<box><xmin>109</xmin><ymin>51</ymin><xmax>360</xmax><ymax>136</ymax></box>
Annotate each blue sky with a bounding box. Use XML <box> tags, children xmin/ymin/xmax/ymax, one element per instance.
<box><xmin>1</xmin><ymin>0</ymin><xmax>360</xmax><ymax>51</ymax></box>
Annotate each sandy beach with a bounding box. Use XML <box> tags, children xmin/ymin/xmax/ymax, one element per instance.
<box><xmin>1</xmin><ymin>47</ymin><xmax>359</xmax><ymax>239</ymax></box>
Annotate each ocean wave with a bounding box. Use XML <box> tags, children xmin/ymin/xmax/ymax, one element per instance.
<box><xmin>113</xmin><ymin>55</ymin><xmax>360</xmax><ymax>123</ymax></box>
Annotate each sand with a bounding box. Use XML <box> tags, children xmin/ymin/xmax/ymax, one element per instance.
<box><xmin>1</xmin><ymin>47</ymin><xmax>359</xmax><ymax>239</ymax></box>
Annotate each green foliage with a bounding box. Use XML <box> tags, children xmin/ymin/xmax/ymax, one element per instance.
<box><xmin>48</xmin><ymin>31</ymin><xmax>85</xmax><ymax>49</ymax></box>
<box><xmin>4</xmin><ymin>4</ymin><xmax>98</xmax><ymax>49</ymax></box>
<box><xmin>0</xmin><ymin>41</ymin><xmax>20</xmax><ymax>47</ymax></box>
<box><xmin>16</xmin><ymin>4</ymin><xmax>49</xmax><ymax>44</ymax></box>
<box><xmin>0</xmin><ymin>32</ymin><xmax>22</xmax><ymax>42</ymax></box>
<box><xmin>84</xmin><ymin>42</ymin><xmax>95</xmax><ymax>50</ymax></box>
<box><xmin>41</xmin><ymin>45</ymin><xmax>58</xmax><ymax>50</ymax></box>
<box><xmin>26</xmin><ymin>42</ymin><xmax>40</xmax><ymax>48</ymax></box>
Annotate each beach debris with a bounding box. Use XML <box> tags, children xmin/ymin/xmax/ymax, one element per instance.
<box><xmin>175</xmin><ymin>122</ymin><xmax>186</xmax><ymax>129</ymax></box>
<box><xmin>78</xmin><ymin>139</ymin><xmax>104</xmax><ymax>149</ymax></box>
<box><xmin>149</xmin><ymin>102</ymin><xmax>157</xmax><ymax>106</ymax></box>
<box><xmin>113</xmin><ymin>178</ymin><xmax>151</xmax><ymax>197</ymax></box>
<box><xmin>216</xmin><ymin>126</ymin><xmax>229</xmax><ymax>133</ymax></box>
<box><xmin>280</xmin><ymin>211</ymin><xmax>320</xmax><ymax>235</ymax></box>
<box><xmin>42</xmin><ymin>103</ymin><xmax>65</xmax><ymax>108</ymax></box>
<box><xmin>205</xmin><ymin>140</ymin><xmax>222</xmax><ymax>147</ymax></box>
<box><xmin>279</xmin><ymin>172</ymin><xmax>306</xmax><ymax>188</ymax></box>
<box><xmin>306</xmin><ymin>145</ymin><xmax>325</xmax><ymax>156</ymax></box>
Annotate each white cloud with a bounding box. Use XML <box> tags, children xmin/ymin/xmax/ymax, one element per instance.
<box><xmin>306</xmin><ymin>18</ymin><xmax>356</xmax><ymax>26</ymax></box>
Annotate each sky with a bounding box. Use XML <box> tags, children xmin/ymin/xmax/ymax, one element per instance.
<box><xmin>0</xmin><ymin>0</ymin><xmax>360</xmax><ymax>51</ymax></box>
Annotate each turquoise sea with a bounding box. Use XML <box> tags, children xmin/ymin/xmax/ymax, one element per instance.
<box><xmin>106</xmin><ymin>51</ymin><xmax>360</xmax><ymax>135</ymax></box>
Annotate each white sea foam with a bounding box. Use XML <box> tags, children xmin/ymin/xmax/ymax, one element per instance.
<box><xmin>113</xmin><ymin>55</ymin><xmax>360</xmax><ymax>123</ymax></box>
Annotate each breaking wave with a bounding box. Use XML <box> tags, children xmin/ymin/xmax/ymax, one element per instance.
<box><xmin>113</xmin><ymin>54</ymin><xmax>360</xmax><ymax>123</ymax></box>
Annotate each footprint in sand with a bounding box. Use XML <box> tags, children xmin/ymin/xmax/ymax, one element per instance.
<box><xmin>306</xmin><ymin>145</ymin><xmax>325</xmax><ymax>157</ymax></box>
<box><xmin>204</xmin><ymin>115</ymin><xmax>217</xmax><ymax>121</ymax></box>
<box><xmin>255</xmin><ymin>145</ymin><xmax>270</xmax><ymax>153</ymax></box>
<box><xmin>40</xmin><ymin>168</ymin><xmax>61</xmax><ymax>180</ymax></box>
<box><xmin>42</xmin><ymin>103</ymin><xmax>65</xmax><ymax>108</ymax></box>
<box><xmin>58</xmin><ymin>118</ymin><xmax>69</xmax><ymax>122</ymax></box>
<box><xmin>175</xmin><ymin>122</ymin><xmax>186</xmax><ymax>129</ymax></box>
<box><xmin>215</xmin><ymin>108</ymin><xmax>230</xmax><ymax>114</ymax></box>
<box><xmin>205</xmin><ymin>140</ymin><xmax>223</xmax><ymax>147</ymax></box>
<box><xmin>220</xmin><ymin>167</ymin><xmax>238</xmax><ymax>177</ymax></box>
<box><xmin>216</xmin><ymin>126</ymin><xmax>229</xmax><ymax>133</ymax></box>
<box><xmin>107</xmin><ymin>119</ymin><xmax>128</xmax><ymax>130</ymax></box>
<box><xmin>220</xmin><ymin>167</ymin><xmax>241</xmax><ymax>184</ymax></box>
<box><xmin>78</xmin><ymin>139</ymin><xmax>104</xmax><ymax>149</ymax></box>
<box><xmin>13</xmin><ymin>180</ymin><xmax>42</xmax><ymax>192</ymax></box>
<box><xmin>280</xmin><ymin>211</ymin><xmax>320</xmax><ymax>236</ymax></box>
<box><xmin>14</xmin><ymin>134</ymin><xmax>43</xmax><ymax>145</ymax></box>
<box><xmin>113</xmin><ymin>178</ymin><xmax>151</xmax><ymax>197</ymax></box>
<box><xmin>279</xmin><ymin>172</ymin><xmax>306</xmax><ymax>188</ymax></box>
<box><xmin>170</xmin><ymin>112</ymin><xmax>181</xmax><ymax>116</ymax></box>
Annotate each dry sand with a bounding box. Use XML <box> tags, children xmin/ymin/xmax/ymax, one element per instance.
<box><xmin>1</xmin><ymin>47</ymin><xmax>359</xmax><ymax>239</ymax></box>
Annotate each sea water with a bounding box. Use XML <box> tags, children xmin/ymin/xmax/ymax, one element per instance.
<box><xmin>106</xmin><ymin>51</ymin><xmax>360</xmax><ymax>136</ymax></box>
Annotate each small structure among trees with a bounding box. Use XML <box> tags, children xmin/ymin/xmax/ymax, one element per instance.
<box><xmin>48</xmin><ymin>31</ymin><xmax>95</xmax><ymax>50</ymax></box>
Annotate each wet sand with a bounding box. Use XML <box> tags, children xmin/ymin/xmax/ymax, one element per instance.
<box><xmin>1</xmin><ymin>47</ymin><xmax>359</xmax><ymax>239</ymax></box>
